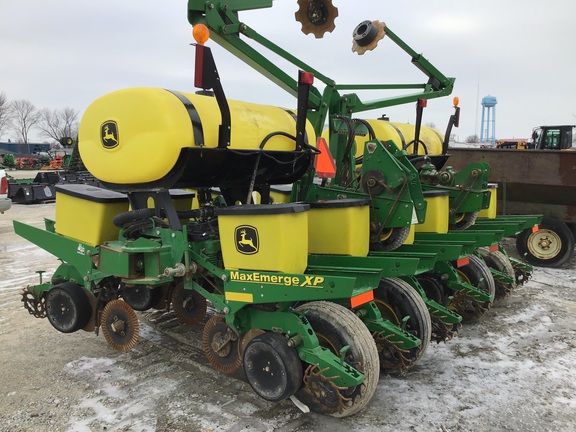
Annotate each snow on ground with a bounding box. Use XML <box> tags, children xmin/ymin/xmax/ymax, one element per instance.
<box><xmin>1</xmin><ymin>202</ymin><xmax>575</xmax><ymax>431</ymax></box>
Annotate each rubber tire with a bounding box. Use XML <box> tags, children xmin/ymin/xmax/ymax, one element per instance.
<box><xmin>243</xmin><ymin>332</ymin><xmax>303</xmax><ymax>402</ymax></box>
<box><xmin>121</xmin><ymin>285</ymin><xmax>162</xmax><ymax>311</ymax></box>
<box><xmin>379</xmin><ymin>226</ymin><xmax>411</xmax><ymax>252</ymax></box>
<box><xmin>516</xmin><ymin>218</ymin><xmax>575</xmax><ymax>268</ymax></box>
<box><xmin>45</xmin><ymin>282</ymin><xmax>92</xmax><ymax>333</ymax></box>
<box><xmin>477</xmin><ymin>247</ymin><xmax>516</xmax><ymax>300</ymax></box>
<box><xmin>373</xmin><ymin>277</ymin><xmax>432</xmax><ymax>374</ymax></box>
<box><xmin>450</xmin><ymin>211</ymin><xmax>478</xmax><ymax>230</ymax></box>
<box><xmin>416</xmin><ymin>274</ymin><xmax>448</xmax><ymax>305</ymax></box>
<box><xmin>451</xmin><ymin>254</ymin><xmax>496</xmax><ymax>321</ymax></box>
<box><xmin>294</xmin><ymin>301</ymin><xmax>379</xmax><ymax>418</ymax></box>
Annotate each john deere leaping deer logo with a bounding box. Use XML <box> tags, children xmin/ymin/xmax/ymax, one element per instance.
<box><xmin>101</xmin><ymin>121</ymin><xmax>119</xmax><ymax>149</ymax></box>
<box><xmin>235</xmin><ymin>225</ymin><xmax>259</xmax><ymax>255</ymax></box>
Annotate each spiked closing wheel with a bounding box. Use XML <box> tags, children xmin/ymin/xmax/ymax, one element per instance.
<box><xmin>202</xmin><ymin>315</ymin><xmax>242</xmax><ymax>374</ymax></box>
<box><xmin>100</xmin><ymin>300</ymin><xmax>140</xmax><ymax>352</ymax></box>
<box><xmin>295</xmin><ymin>0</ymin><xmax>338</xmax><ymax>39</ymax></box>
<box><xmin>172</xmin><ymin>282</ymin><xmax>207</xmax><ymax>326</ymax></box>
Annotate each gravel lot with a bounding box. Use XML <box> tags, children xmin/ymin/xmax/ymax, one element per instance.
<box><xmin>1</xmin><ymin>199</ymin><xmax>575</xmax><ymax>432</ymax></box>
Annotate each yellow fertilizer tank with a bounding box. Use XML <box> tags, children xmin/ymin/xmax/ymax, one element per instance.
<box><xmin>78</xmin><ymin>87</ymin><xmax>316</xmax><ymax>191</ymax></box>
<box><xmin>355</xmin><ymin>119</ymin><xmax>444</xmax><ymax>157</ymax></box>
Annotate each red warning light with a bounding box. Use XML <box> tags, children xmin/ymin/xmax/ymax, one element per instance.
<box><xmin>314</xmin><ymin>137</ymin><xmax>336</xmax><ymax>178</ymax></box>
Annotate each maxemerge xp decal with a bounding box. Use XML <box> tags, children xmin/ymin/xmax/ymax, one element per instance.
<box><xmin>101</xmin><ymin>121</ymin><xmax>119</xmax><ymax>148</ymax></box>
<box><xmin>235</xmin><ymin>225</ymin><xmax>259</xmax><ymax>255</ymax></box>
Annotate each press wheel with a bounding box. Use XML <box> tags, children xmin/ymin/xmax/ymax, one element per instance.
<box><xmin>477</xmin><ymin>247</ymin><xmax>516</xmax><ymax>300</ymax></box>
<box><xmin>100</xmin><ymin>300</ymin><xmax>140</xmax><ymax>352</ymax></box>
<box><xmin>294</xmin><ymin>301</ymin><xmax>379</xmax><ymax>418</ymax></box>
<box><xmin>243</xmin><ymin>332</ymin><xmax>303</xmax><ymax>402</ymax></box>
<box><xmin>373</xmin><ymin>277</ymin><xmax>431</xmax><ymax>374</ymax></box>
<box><xmin>450</xmin><ymin>254</ymin><xmax>495</xmax><ymax>321</ymax></box>
<box><xmin>172</xmin><ymin>282</ymin><xmax>207</xmax><ymax>326</ymax></box>
<box><xmin>202</xmin><ymin>315</ymin><xmax>242</xmax><ymax>374</ymax></box>
<box><xmin>45</xmin><ymin>282</ymin><xmax>92</xmax><ymax>334</ymax></box>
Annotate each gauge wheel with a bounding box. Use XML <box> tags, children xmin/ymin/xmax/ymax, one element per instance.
<box><xmin>373</xmin><ymin>277</ymin><xmax>431</xmax><ymax>374</ymax></box>
<box><xmin>121</xmin><ymin>285</ymin><xmax>162</xmax><ymax>311</ymax></box>
<box><xmin>45</xmin><ymin>282</ymin><xmax>92</xmax><ymax>333</ymax></box>
<box><xmin>516</xmin><ymin>218</ymin><xmax>575</xmax><ymax>267</ymax></box>
<box><xmin>379</xmin><ymin>226</ymin><xmax>411</xmax><ymax>251</ymax></box>
<box><xmin>477</xmin><ymin>247</ymin><xmax>516</xmax><ymax>300</ymax></box>
<box><xmin>450</xmin><ymin>211</ymin><xmax>478</xmax><ymax>230</ymax></box>
<box><xmin>294</xmin><ymin>301</ymin><xmax>379</xmax><ymax>418</ymax></box>
<box><xmin>243</xmin><ymin>331</ymin><xmax>303</xmax><ymax>402</ymax></box>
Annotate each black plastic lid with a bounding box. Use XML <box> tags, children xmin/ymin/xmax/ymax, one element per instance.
<box><xmin>307</xmin><ymin>199</ymin><xmax>371</xmax><ymax>209</ymax></box>
<box><xmin>55</xmin><ymin>184</ymin><xmax>128</xmax><ymax>203</ymax></box>
<box><xmin>215</xmin><ymin>203</ymin><xmax>309</xmax><ymax>216</ymax></box>
<box><xmin>422</xmin><ymin>189</ymin><xmax>450</xmax><ymax>197</ymax></box>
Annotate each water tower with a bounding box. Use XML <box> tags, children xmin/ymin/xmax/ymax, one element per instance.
<box><xmin>480</xmin><ymin>95</ymin><xmax>497</xmax><ymax>146</ymax></box>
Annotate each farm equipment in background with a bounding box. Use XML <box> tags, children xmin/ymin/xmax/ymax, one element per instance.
<box><xmin>449</xmin><ymin>125</ymin><xmax>575</xmax><ymax>267</ymax></box>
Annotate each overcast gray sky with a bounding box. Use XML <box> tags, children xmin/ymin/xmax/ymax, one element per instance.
<box><xmin>1</xmin><ymin>1</ymin><xmax>575</xmax><ymax>142</ymax></box>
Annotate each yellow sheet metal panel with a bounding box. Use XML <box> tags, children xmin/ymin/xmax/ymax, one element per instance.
<box><xmin>78</xmin><ymin>87</ymin><xmax>316</xmax><ymax>186</ymax></box>
<box><xmin>215</xmin><ymin>204</ymin><xmax>309</xmax><ymax>274</ymax></box>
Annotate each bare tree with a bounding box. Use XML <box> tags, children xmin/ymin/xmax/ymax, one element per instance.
<box><xmin>9</xmin><ymin>99</ymin><xmax>39</xmax><ymax>143</ymax></box>
<box><xmin>466</xmin><ymin>134</ymin><xmax>479</xmax><ymax>143</ymax></box>
<box><xmin>37</xmin><ymin>107</ymin><xmax>79</xmax><ymax>144</ymax></box>
<box><xmin>0</xmin><ymin>92</ymin><xmax>12</xmax><ymax>140</ymax></box>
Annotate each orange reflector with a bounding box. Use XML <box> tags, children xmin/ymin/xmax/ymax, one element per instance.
<box><xmin>350</xmin><ymin>290</ymin><xmax>374</xmax><ymax>309</ymax></box>
<box><xmin>456</xmin><ymin>257</ymin><xmax>469</xmax><ymax>268</ymax></box>
<box><xmin>532</xmin><ymin>225</ymin><xmax>539</xmax><ymax>233</ymax></box>
<box><xmin>314</xmin><ymin>137</ymin><xmax>336</xmax><ymax>178</ymax></box>
<box><xmin>299</xmin><ymin>70</ymin><xmax>314</xmax><ymax>85</ymax></box>
<box><xmin>453</xmin><ymin>96</ymin><xmax>460</xmax><ymax>107</ymax></box>
<box><xmin>489</xmin><ymin>243</ymin><xmax>499</xmax><ymax>252</ymax></box>
<box><xmin>193</xmin><ymin>24</ymin><xmax>210</xmax><ymax>45</ymax></box>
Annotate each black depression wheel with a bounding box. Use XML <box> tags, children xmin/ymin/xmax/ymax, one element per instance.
<box><xmin>121</xmin><ymin>285</ymin><xmax>162</xmax><ymax>311</ymax></box>
<box><xmin>243</xmin><ymin>332</ymin><xmax>303</xmax><ymax>402</ymax></box>
<box><xmin>373</xmin><ymin>277</ymin><xmax>431</xmax><ymax>374</ymax></box>
<box><xmin>378</xmin><ymin>226</ymin><xmax>411</xmax><ymax>251</ymax></box>
<box><xmin>450</xmin><ymin>254</ymin><xmax>496</xmax><ymax>321</ymax></box>
<box><xmin>295</xmin><ymin>301</ymin><xmax>379</xmax><ymax>418</ymax></box>
<box><xmin>45</xmin><ymin>282</ymin><xmax>92</xmax><ymax>333</ymax></box>
<box><xmin>477</xmin><ymin>247</ymin><xmax>516</xmax><ymax>300</ymax></box>
<box><xmin>449</xmin><ymin>211</ymin><xmax>479</xmax><ymax>230</ymax></box>
<box><xmin>516</xmin><ymin>218</ymin><xmax>575</xmax><ymax>268</ymax></box>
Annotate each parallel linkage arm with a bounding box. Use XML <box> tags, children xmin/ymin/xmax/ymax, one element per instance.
<box><xmin>187</xmin><ymin>0</ymin><xmax>455</xmax><ymax>121</ymax></box>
